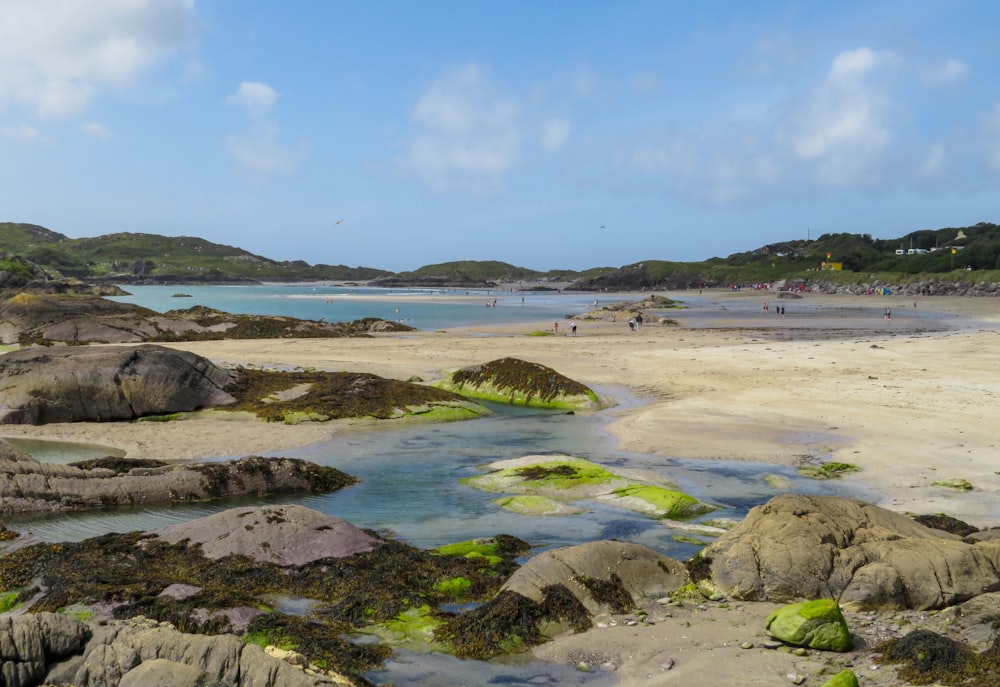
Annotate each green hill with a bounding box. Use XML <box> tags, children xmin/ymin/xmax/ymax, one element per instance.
<box><xmin>0</xmin><ymin>223</ymin><xmax>390</xmax><ymax>283</ymax></box>
<box><xmin>2</xmin><ymin>220</ymin><xmax>999</xmax><ymax>289</ymax></box>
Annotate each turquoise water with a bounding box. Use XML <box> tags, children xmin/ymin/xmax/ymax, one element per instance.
<box><xmin>108</xmin><ymin>283</ymin><xmax>613</xmax><ymax>331</ymax></box>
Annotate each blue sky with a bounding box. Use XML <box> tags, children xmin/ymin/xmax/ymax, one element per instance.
<box><xmin>2</xmin><ymin>1</ymin><xmax>998</xmax><ymax>272</ymax></box>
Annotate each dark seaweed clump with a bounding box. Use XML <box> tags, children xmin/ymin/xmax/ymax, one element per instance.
<box><xmin>151</xmin><ymin>308</ymin><xmax>415</xmax><ymax>341</ymax></box>
<box><xmin>686</xmin><ymin>552</ymin><xmax>713</xmax><ymax>583</ymax></box>
<box><xmin>228</xmin><ymin>367</ymin><xmax>470</xmax><ymax>421</ymax></box>
<box><xmin>69</xmin><ymin>457</ymin><xmax>169</xmax><ymax>474</ymax></box>
<box><xmin>515</xmin><ymin>464</ymin><xmax>578</xmax><ymax>481</ymax></box>
<box><xmin>190</xmin><ymin>456</ymin><xmax>357</xmax><ymax>499</ymax></box>
<box><xmin>913</xmin><ymin>514</ymin><xmax>979</xmax><ymax>538</ymax></box>
<box><xmin>575</xmin><ymin>573</ymin><xmax>633</xmax><ymax>613</ymax></box>
<box><xmin>876</xmin><ymin>630</ymin><xmax>1000</xmax><ymax>686</ymax></box>
<box><xmin>0</xmin><ymin>529</ymin><xmax>527</xmax><ymax>677</ymax></box>
<box><xmin>451</xmin><ymin>357</ymin><xmax>592</xmax><ymax>404</ymax></box>
<box><xmin>437</xmin><ymin>585</ymin><xmax>592</xmax><ymax>659</ymax></box>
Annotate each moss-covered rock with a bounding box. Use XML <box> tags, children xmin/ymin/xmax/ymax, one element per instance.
<box><xmin>229</xmin><ymin>367</ymin><xmax>491</xmax><ymax>423</ymax></box>
<box><xmin>494</xmin><ymin>495</ymin><xmax>586</xmax><ymax>516</ymax></box>
<box><xmin>818</xmin><ymin>670</ymin><xmax>859</xmax><ymax>687</ymax></box>
<box><xmin>432</xmin><ymin>357</ymin><xmax>603</xmax><ymax>411</ymax></box>
<box><xmin>465</xmin><ymin>455</ymin><xmax>715</xmax><ymax>521</ymax></box>
<box><xmin>765</xmin><ymin>599</ymin><xmax>853</xmax><ymax>652</ymax></box>
<box><xmin>606</xmin><ymin>484</ymin><xmax>716</xmax><ymax>519</ymax></box>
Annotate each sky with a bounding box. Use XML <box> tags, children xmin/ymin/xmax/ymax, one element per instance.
<box><xmin>1</xmin><ymin>1</ymin><xmax>999</xmax><ymax>272</ymax></box>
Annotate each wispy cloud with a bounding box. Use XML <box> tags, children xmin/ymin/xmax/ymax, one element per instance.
<box><xmin>225</xmin><ymin>81</ymin><xmax>304</xmax><ymax>181</ymax></box>
<box><xmin>226</xmin><ymin>81</ymin><xmax>279</xmax><ymax>111</ymax></box>
<box><xmin>921</xmin><ymin>58</ymin><xmax>968</xmax><ymax>85</ymax></box>
<box><xmin>0</xmin><ymin>0</ymin><xmax>195</xmax><ymax>118</ymax></box>
<box><xmin>1</xmin><ymin>124</ymin><xmax>44</xmax><ymax>142</ymax></box>
<box><xmin>81</xmin><ymin>120</ymin><xmax>112</xmax><ymax>140</ymax></box>
<box><xmin>401</xmin><ymin>63</ymin><xmax>522</xmax><ymax>196</ymax></box>
<box><xmin>780</xmin><ymin>47</ymin><xmax>898</xmax><ymax>186</ymax></box>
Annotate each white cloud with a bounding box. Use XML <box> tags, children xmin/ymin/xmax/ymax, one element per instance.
<box><xmin>81</xmin><ymin>121</ymin><xmax>112</xmax><ymax>140</ymax></box>
<box><xmin>0</xmin><ymin>0</ymin><xmax>195</xmax><ymax>118</ymax></box>
<box><xmin>1</xmin><ymin>124</ymin><xmax>44</xmax><ymax>142</ymax></box>
<box><xmin>628</xmin><ymin>129</ymin><xmax>780</xmax><ymax>206</ymax></box>
<box><xmin>401</xmin><ymin>63</ymin><xmax>522</xmax><ymax>196</ymax></box>
<box><xmin>225</xmin><ymin>81</ymin><xmax>303</xmax><ymax>181</ymax></box>
<box><xmin>921</xmin><ymin>58</ymin><xmax>968</xmax><ymax>85</ymax></box>
<box><xmin>226</xmin><ymin>123</ymin><xmax>303</xmax><ymax>178</ymax></box>
<box><xmin>779</xmin><ymin>47</ymin><xmax>898</xmax><ymax>186</ymax></box>
<box><xmin>540</xmin><ymin>118</ymin><xmax>571</xmax><ymax>151</ymax></box>
<box><xmin>227</xmin><ymin>82</ymin><xmax>279</xmax><ymax>111</ymax></box>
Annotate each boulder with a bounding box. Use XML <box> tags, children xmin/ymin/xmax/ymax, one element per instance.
<box><xmin>0</xmin><ymin>613</ymin><xmax>91</xmax><ymax>687</ymax></box>
<box><xmin>43</xmin><ymin>616</ymin><xmax>348</xmax><ymax>687</ymax></box>
<box><xmin>0</xmin><ymin>344</ymin><xmax>236</xmax><ymax>424</ymax></box>
<box><xmin>819</xmin><ymin>670</ymin><xmax>859</xmax><ymax>687</ymax></box>
<box><xmin>152</xmin><ymin>504</ymin><xmax>378</xmax><ymax>565</ymax></box>
<box><xmin>702</xmin><ymin>494</ymin><xmax>1000</xmax><ymax>610</ymax></box>
<box><xmin>502</xmin><ymin>540</ymin><xmax>689</xmax><ymax>614</ymax></box>
<box><xmin>0</xmin><ymin>452</ymin><xmax>356</xmax><ymax>515</ymax></box>
<box><xmin>764</xmin><ymin>598</ymin><xmax>853</xmax><ymax>652</ymax></box>
<box><xmin>432</xmin><ymin>357</ymin><xmax>603</xmax><ymax>411</ymax></box>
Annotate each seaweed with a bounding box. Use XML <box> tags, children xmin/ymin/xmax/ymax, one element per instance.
<box><xmin>0</xmin><ymin>527</ymin><xmax>525</xmax><ymax>677</ymax></box>
<box><xmin>227</xmin><ymin>367</ymin><xmax>479</xmax><ymax>422</ymax></box>
<box><xmin>68</xmin><ymin>457</ymin><xmax>169</xmax><ymax>473</ymax></box>
<box><xmin>913</xmin><ymin>514</ymin><xmax>979</xmax><ymax>537</ymax></box>
<box><xmin>450</xmin><ymin>357</ymin><xmax>593</xmax><ymax>405</ymax></box>
<box><xmin>575</xmin><ymin>573</ymin><xmax>633</xmax><ymax>613</ymax></box>
<box><xmin>875</xmin><ymin>629</ymin><xmax>996</xmax><ymax>685</ymax></box>
<box><xmin>437</xmin><ymin>585</ymin><xmax>592</xmax><ymax>659</ymax></box>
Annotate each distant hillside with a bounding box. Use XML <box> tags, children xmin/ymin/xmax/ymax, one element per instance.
<box><xmin>3</xmin><ymin>220</ymin><xmax>999</xmax><ymax>291</ymax></box>
<box><xmin>373</xmin><ymin>260</ymin><xmax>600</xmax><ymax>288</ymax></box>
<box><xmin>570</xmin><ymin>222</ymin><xmax>1000</xmax><ymax>291</ymax></box>
<box><xmin>0</xmin><ymin>223</ymin><xmax>390</xmax><ymax>283</ymax></box>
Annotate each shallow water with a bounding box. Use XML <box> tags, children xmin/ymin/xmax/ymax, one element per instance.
<box><xmin>108</xmin><ymin>284</ymin><xmax>619</xmax><ymax>331</ymax></box>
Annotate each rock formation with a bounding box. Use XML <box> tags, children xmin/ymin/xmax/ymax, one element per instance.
<box><xmin>432</xmin><ymin>357</ymin><xmax>603</xmax><ymax>411</ymax></box>
<box><xmin>0</xmin><ymin>344</ymin><xmax>236</xmax><ymax>424</ymax></box>
<box><xmin>701</xmin><ymin>494</ymin><xmax>1000</xmax><ymax>610</ymax></box>
<box><xmin>0</xmin><ymin>445</ymin><xmax>356</xmax><ymax>515</ymax></box>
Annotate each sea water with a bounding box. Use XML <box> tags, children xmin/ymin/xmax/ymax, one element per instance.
<box><xmin>106</xmin><ymin>283</ymin><xmax>612</xmax><ymax>331</ymax></box>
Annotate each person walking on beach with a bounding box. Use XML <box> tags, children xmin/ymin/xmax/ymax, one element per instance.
<box><xmin>553</xmin><ymin>321</ymin><xmax>559</xmax><ymax>333</ymax></box>
<box><xmin>636</xmin><ymin>313</ymin><xmax>643</xmax><ymax>330</ymax></box>
<box><xmin>570</xmin><ymin>322</ymin><xmax>577</xmax><ymax>336</ymax></box>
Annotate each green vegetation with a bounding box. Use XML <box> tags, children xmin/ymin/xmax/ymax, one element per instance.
<box><xmin>0</xmin><ymin>590</ymin><xmax>22</xmax><ymax>613</ymax></box>
<box><xmin>932</xmin><ymin>478</ymin><xmax>974</xmax><ymax>491</ymax></box>
<box><xmin>797</xmin><ymin>462</ymin><xmax>862</xmax><ymax>480</ymax></box>
<box><xmin>4</xmin><ymin>219</ymin><xmax>1000</xmax><ymax>288</ymax></box>
<box><xmin>228</xmin><ymin>367</ymin><xmax>490</xmax><ymax>423</ymax></box>
<box><xmin>610</xmin><ymin>484</ymin><xmax>715</xmax><ymax>518</ymax></box>
<box><xmin>435</xmin><ymin>357</ymin><xmax>601</xmax><ymax>411</ymax></box>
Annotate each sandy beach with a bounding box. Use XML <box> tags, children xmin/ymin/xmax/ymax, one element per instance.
<box><xmin>3</xmin><ymin>289</ymin><xmax>999</xmax><ymax>685</ymax></box>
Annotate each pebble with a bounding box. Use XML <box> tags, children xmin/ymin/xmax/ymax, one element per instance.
<box><xmin>660</xmin><ymin>658</ymin><xmax>675</xmax><ymax>670</ymax></box>
<box><xmin>787</xmin><ymin>673</ymin><xmax>806</xmax><ymax>685</ymax></box>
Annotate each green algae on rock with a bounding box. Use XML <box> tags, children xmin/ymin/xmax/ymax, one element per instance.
<box><xmin>608</xmin><ymin>484</ymin><xmax>716</xmax><ymax>519</ymax></box>
<box><xmin>464</xmin><ymin>455</ymin><xmax>715</xmax><ymax>520</ymax></box>
<box><xmin>432</xmin><ymin>357</ymin><xmax>604</xmax><ymax>411</ymax></box>
<box><xmin>229</xmin><ymin>366</ymin><xmax>491</xmax><ymax>424</ymax></box>
<box><xmin>494</xmin><ymin>494</ymin><xmax>586</xmax><ymax>516</ymax></box>
<box><xmin>765</xmin><ymin>598</ymin><xmax>854</xmax><ymax>652</ymax></box>
<box><xmin>818</xmin><ymin>670</ymin><xmax>859</xmax><ymax>687</ymax></box>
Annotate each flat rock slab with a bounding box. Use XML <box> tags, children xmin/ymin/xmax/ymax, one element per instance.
<box><xmin>152</xmin><ymin>504</ymin><xmax>379</xmax><ymax>566</ymax></box>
